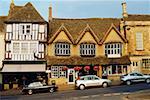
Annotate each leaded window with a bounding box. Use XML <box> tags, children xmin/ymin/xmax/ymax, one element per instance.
<box><xmin>55</xmin><ymin>43</ymin><xmax>70</xmax><ymax>56</ymax></box>
<box><xmin>80</xmin><ymin>44</ymin><xmax>95</xmax><ymax>56</ymax></box>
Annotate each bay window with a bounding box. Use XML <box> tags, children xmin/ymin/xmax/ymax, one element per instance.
<box><xmin>55</xmin><ymin>43</ymin><xmax>70</xmax><ymax>56</ymax></box>
<box><xmin>80</xmin><ymin>43</ymin><xmax>95</xmax><ymax>56</ymax></box>
<box><xmin>12</xmin><ymin>41</ymin><xmax>38</xmax><ymax>60</ymax></box>
<box><xmin>105</xmin><ymin>43</ymin><xmax>122</xmax><ymax>58</ymax></box>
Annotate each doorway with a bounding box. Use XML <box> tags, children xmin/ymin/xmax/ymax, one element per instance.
<box><xmin>68</xmin><ymin>69</ymin><xmax>75</xmax><ymax>84</ymax></box>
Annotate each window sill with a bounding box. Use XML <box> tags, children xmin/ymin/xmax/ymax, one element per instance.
<box><xmin>55</xmin><ymin>55</ymin><xmax>70</xmax><ymax>56</ymax></box>
<box><xmin>135</xmin><ymin>49</ymin><xmax>144</xmax><ymax>51</ymax></box>
<box><xmin>80</xmin><ymin>55</ymin><xmax>95</xmax><ymax>57</ymax></box>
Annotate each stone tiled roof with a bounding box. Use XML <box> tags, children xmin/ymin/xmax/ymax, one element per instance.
<box><xmin>46</xmin><ymin>56</ymin><xmax>131</xmax><ymax>66</ymax></box>
<box><xmin>49</xmin><ymin>18</ymin><xmax>121</xmax><ymax>42</ymax></box>
<box><xmin>6</xmin><ymin>2</ymin><xmax>46</xmax><ymax>23</ymax></box>
<box><xmin>124</xmin><ymin>14</ymin><xmax>150</xmax><ymax>21</ymax></box>
<box><xmin>0</xmin><ymin>16</ymin><xmax>7</xmax><ymax>33</ymax></box>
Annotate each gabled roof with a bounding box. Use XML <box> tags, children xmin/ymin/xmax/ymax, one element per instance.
<box><xmin>7</xmin><ymin>2</ymin><xmax>46</xmax><ymax>23</ymax></box>
<box><xmin>124</xmin><ymin>14</ymin><xmax>150</xmax><ymax>21</ymax></box>
<box><xmin>49</xmin><ymin>18</ymin><xmax>121</xmax><ymax>43</ymax></box>
<box><xmin>0</xmin><ymin>16</ymin><xmax>7</xmax><ymax>33</ymax></box>
<box><xmin>48</xmin><ymin>24</ymin><xmax>74</xmax><ymax>44</ymax></box>
<box><xmin>100</xmin><ymin>24</ymin><xmax>127</xmax><ymax>44</ymax></box>
<box><xmin>75</xmin><ymin>24</ymin><xmax>99</xmax><ymax>44</ymax></box>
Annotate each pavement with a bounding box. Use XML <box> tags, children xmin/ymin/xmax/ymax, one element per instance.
<box><xmin>1</xmin><ymin>81</ymin><xmax>150</xmax><ymax>100</ymax></box>
<box><xmin>0</xmin><ymin>82</ymin><xmax>150</xmax><ymax>100</ymax></box>
<box><xmin>0</xmin><ymin>80</ymin><xmax>122</xmax><ymax>96</ymax></box>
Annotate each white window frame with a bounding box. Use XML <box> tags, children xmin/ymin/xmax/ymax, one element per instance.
<box><xmin>19</xmin><ymin>24</ymin><xmax>32</xmax><ymax>35</ymax></box>
<box><xmin>136</xmin><ymin>32</ymin><xmax>143</xmax><ymax>50</ymax></box>
<box><xmin>55</xmin><ymin>43</ymin><xmax>70</xmax><ymax>56</ymax></box>
<box><xmin>80</xmin><ymin>43</ymin><xmax>95</xmax><ymax>56</ymax></box>
<box><xmin>51</xmin><ymin>66</ymin><xmax>67</xmax><ymax>78</ymax></box>
<box><xmin>105</xmin><ymin>43</ymin><xmax>122</xmax><ymax>58</ymax></box>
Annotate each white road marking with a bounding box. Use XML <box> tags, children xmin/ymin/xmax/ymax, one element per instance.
<box><xmin>122</xmin><ymin>92</ymin><xmax>131</xmax><ymax>95</ymax></box>
<box><xmin>112</xmin><ymin>93</ymin><xmax>121</xmax><ymax>96</ymax></box>
<box><xmin>103</xmin><ymin>94</ymin><xmax>112</xmax><ymax>96</ymax></box>
<box><xmin>80</xmin><ymin>96</ymin><xmax>90</xmax><ymax>99</ymax></box>
<box><xmin>91</xmin><ymin>94</ymin><xmax>100</xmax><ymax>97</ymax></box>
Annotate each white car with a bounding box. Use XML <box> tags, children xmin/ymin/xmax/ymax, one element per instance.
<box><xmin>120</xmin><ymin>72</ymin><xmax>150</xmax><ymax>85</ymax></box>
<box><xmin>75</xmin><ymin>75</ymin><xmax>111</xmax><ymax>90</ymax></box>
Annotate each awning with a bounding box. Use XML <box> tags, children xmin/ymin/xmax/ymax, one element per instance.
<box><xmin>1</xmin><ymin>64</ymin><xmax>46</xmax><ymax>72</ymax></box>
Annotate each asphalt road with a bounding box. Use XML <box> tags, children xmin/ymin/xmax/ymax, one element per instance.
<box><xmin>1</xmin><ymin>83</ymin><xmax>150</xmax><ymax>100</ymax></box>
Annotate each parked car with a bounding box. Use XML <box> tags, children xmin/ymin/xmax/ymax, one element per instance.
<box><xmin>75</xmin><ymin>75</ymin><xmax>111</xmax><ymax>90</ymax></box>
<box><xmin>22</xmin><ymin>82</ymin><xmax>58</xmax><ymax>95</ymax></box>
<box><xmin>120</xmin><ymin>72</ymin><xmax>150</xmax><ymax>85</ymax></box>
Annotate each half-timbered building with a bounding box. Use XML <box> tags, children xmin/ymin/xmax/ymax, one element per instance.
<box><xmin>1</xmin><ymin>1</ymin><xmax>47</xmax><ymax>89</ymax></box>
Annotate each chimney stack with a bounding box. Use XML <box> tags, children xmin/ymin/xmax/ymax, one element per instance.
<box><xmin>122</xmin><ymin>2</ymin><xmax>128</xmax><ymax>18</ymax></box>
<box><xmin>49</xmin><ymin>3</ymin><xmax>52</xmax><ymax>21</ymax></box>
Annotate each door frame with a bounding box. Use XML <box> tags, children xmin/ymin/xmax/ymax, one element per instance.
<box><xmin>67</xmin><ymin>68</ymin><xmax>75</xmax><ymax>84</ymax></box>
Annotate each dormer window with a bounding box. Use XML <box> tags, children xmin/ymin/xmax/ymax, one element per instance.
<box><xmin>105</xmin><ymin>43</ymin><xmax>122</xmax><ymax>58</ymax></box>
<box><xmin>55</xmin><ymin>43</ymin><xmax>70</xmax><ymax>56</ymax></box>
<box><xmin>80</xmin><ymin>43</ymin><xmax>95</xmax><ymax>57</ymax></box>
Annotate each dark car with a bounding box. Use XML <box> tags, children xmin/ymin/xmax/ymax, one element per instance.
<box><xmin>22</xmin><ymin>82</ymin><xmax>58</xmax><ymax>95</ymax></box>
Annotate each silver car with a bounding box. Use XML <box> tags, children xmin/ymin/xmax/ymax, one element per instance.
<box><xmin>75</xmin><ymin>75</ymin><xmax>111</xmax><ymax>90</ymax></box>
<box><xmin>120</xmin><ymin>72</ymin><xmax>150</xmax><ymax>85</ymax></box>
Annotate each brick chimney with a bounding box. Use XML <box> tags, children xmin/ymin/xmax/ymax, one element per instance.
<box><xmin>122</xmin><ymin>2</ymin><xmax>128</xmax><ymax>18</ymax></box>
<box><xmin>48</xmin><ymin>3</ymin><xmax>52</xmax><ymax>21</ymax></box>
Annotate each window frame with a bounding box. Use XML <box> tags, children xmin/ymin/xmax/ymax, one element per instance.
<box><xmin>19</xmin><ymin>24</ymin><xmax>32</xmax><ymax>35</ymax></box>
<box><xmin>105</xmin><ymin>43</ymin><xmax>122</xmax><ymax>57</ymax></box>
<box><xmin>55</xmin><ymin>42</ymin><xmax>70</xmax><ymax>56</ymax></box>
<box><xmin>80</xmin><ymin>43</ymin><xmax>96</xmax><ymax>57</ymax></box>
<box><xmin>51</xmin><ymin>66</ymin><xmax>67</xmax><ymax>78</ymax></box>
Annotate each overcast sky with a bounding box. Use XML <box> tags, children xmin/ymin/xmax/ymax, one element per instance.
<box><xmin>0</xmin><ymin>0</ymin><xmax>150</xmax><ymax>20</ymax></box>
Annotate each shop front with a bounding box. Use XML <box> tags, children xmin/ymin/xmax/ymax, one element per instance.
<box><xmin>47</xmin><ymin>56</ymin><xmax>131</xmax><ymax>85</ymax></box>
<box><xmin>47</xmin><ymin>65</ymin><xmax>100</xmax><ymax>85</ymax></box>
<box><xmin>1</xmin><ymin>61</ymin><xmax>46</xmax><ymax>90</ymax></box>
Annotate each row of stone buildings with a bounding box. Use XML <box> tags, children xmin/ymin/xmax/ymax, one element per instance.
<box><xmin>0</xmin><ymin>1</ymin><xmax>149</xmax><ymax>90</ymax></box>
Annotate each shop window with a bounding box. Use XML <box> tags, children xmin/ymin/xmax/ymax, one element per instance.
<box><xmin>103</xmin><ymin>65</ymin><xmax>127</xmax><ymax>75</ymax></box>
<box><xmin>51</xmin><ymin>66</ymin><xmax>66</xmax><ymax>78</ymax></box>
<box><xmin>142</xmin><ymin>59</ymin><xmax>150</xmax><ymax>69</ymax></box>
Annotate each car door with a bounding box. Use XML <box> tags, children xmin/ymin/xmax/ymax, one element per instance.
<box><xmin>92</xmin><ymin>76</ymin><xmax>101</xmax><ymax>86</ymax></box>
<box><xmin>129</xmin><ymin>73</ymin><xmax>137</xmax><ymax>82</ymax></box>
<box><xmin>85</xmin><ymin>76</ymin><xmax>94</xmax><ymax>87</ymax></box>
<box><xmin>135</xmin><ymin>73</ymin><xmax>145</xmax><ymax>82</ymax></box>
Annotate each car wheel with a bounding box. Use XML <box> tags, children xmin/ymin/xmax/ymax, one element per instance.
<box><xmin>102</xmin><ymin>82</ymin><xmax>108</xmax><ymax>88</ymax></box>
<box><xmin>79</xmin><ymin>84</ymin><xmax>85</xmax><ymax>90</ymax></box>
<box><xmin>49</xmin><ymin>88</ymin><xmax>54</xmax><ymax>93</ymax></box>
<box><xmin>146</xmin><ymin>79</ymin><xmax>150</xmax><ymax>84</ymax></box>
<box><xmin>28</xmin><ymin>89</ymin><xmax>33</xmax><ymax>95</ymax></box>
<box><xmin>126</xmin><ymin>80</ymin><xmax>131</xmax><ymax>85</ymax></box>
